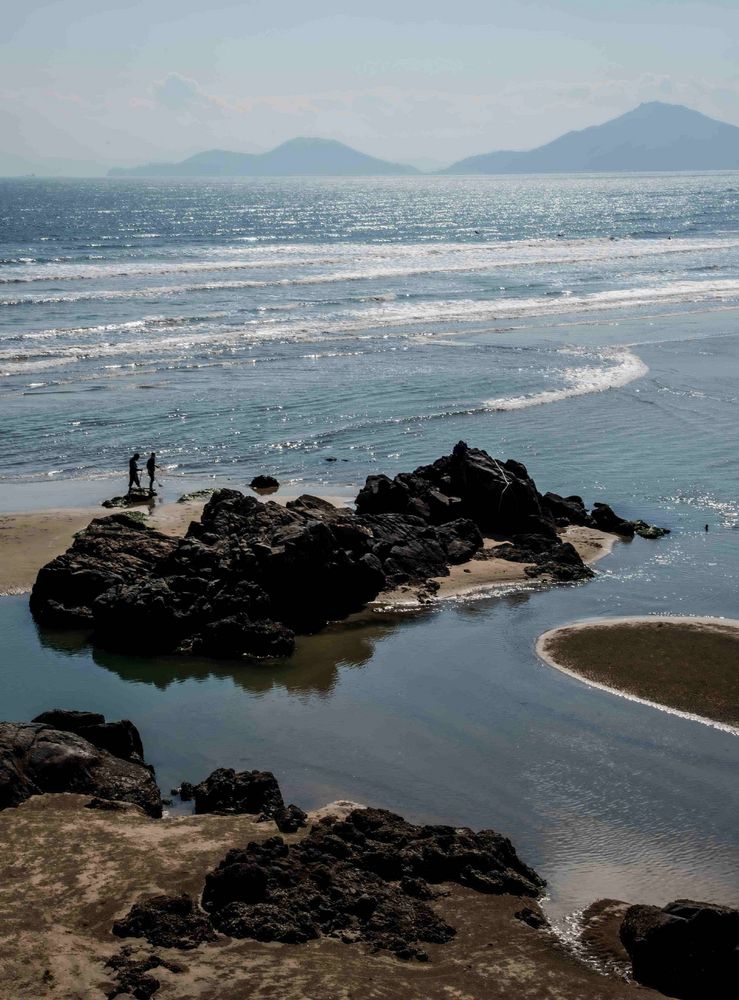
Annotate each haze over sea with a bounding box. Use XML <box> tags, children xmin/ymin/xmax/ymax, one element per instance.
<box><xmin>1</xmin><ymin>173</ymin><xmax>738</xmax><ymax>924</ymax></box>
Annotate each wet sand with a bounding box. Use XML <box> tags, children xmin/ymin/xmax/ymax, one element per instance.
<box><xmin>0</xmin><ymin>793</ymin><xmax>656</xmax><ymax>1000</ymax></box>
<box><xmin>537</xmin><ymin>616</ymin><xmax>739</xmax><ymax>730</ymax></box>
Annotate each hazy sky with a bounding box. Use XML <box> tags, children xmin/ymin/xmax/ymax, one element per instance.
<box><xmin>2</xmin><ymin>0</ymin><xmax>738</xmax><ymax>173</ymax></box>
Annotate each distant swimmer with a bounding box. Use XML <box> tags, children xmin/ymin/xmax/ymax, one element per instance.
<box><xmin>705</xmin><ymin>523</ymin><xmax>709</xmax><ymax>532</ymax></box>
<box><xmin>128</xmin><ymin>453</ymin><xmax>141</xmax><ymax>493</ymax></box>
<box><xmin>146</xmin><ymin>452</ymin><xmax>158</xmax><ymax>494</ymax></box>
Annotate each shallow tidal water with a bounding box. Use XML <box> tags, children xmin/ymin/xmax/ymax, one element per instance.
<box><xmin>1</xmin><ymin>174</ymin><xmax>738</xmax><ymax>926</ymax></box>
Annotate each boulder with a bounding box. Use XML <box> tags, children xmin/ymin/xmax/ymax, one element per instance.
<box><xmin>620</xmin><ymin>899</ymin><xmax>739</xmax><ymax>999</ymax></box>
<box><xmin>249</xmin><ymin>475</ymin><xmax>279</xmax><ymax>490</ymax></box>
<box><xmin>192</xmin><ymin>767</ymin><xmax>285</xmax><ymax>817</ymax></box>
<box><xmin>590</xmin><ymin>502</ymin><xmax>636</xmax><ymax>537</ymax></box>
<box><xmin>32</xmin><ymin>710</ymin><xmax>145</xmax><ymax>763</ymax></box>
<box><xmin>0</xmin><ymin>721</ymin><xmax>162</xmax><ymax>817</ymax></box>
<box><xmin>274</xmin><ymin>803</ymin><xmax>308</xmax><ymax>833</ymax></box>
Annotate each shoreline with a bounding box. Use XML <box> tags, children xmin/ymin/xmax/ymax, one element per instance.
<box><xmin>536</xmin><ymin>616</ymin><xmax>739</xmax><ymax>735</ymax></box>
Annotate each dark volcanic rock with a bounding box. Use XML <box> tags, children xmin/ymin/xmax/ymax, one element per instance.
<box><xmin>0</xmin><ymin>721</ymin><xmax>161</xmax><ymax>817</ymax></box>
<box><xmin>192</xmin><ymin>767</ymin><xmax>285</xmax><ymax>817</ymax></box>
<box><xmin>105</xmin><ymin>947</ymin><xmax>184</xmax><ymax>1000</ymax></box>
<box><xmin>590</xmin><ymin>502</ymin><xmax>635</xmax><ymax>537</ymax></box>
<box><xmin>250</xmin><ymin>475</ymin><xmax>280</xmax><ymax>490</ymax></box>
<box><xmin>32</xmin><ymin>709</ymin><xmax>145</xmax><ymax>762</ymax></box>
<box><xmin>30</xmin><ymin>514</ymin><xmax>177</xmax><ymax>628</ymax></box>
<box><xmin>620</xmin><ymin>898</ymin><xmax>739</xmax><ymax>999</ymax></box>
<box><xmin>274</xmin><ymin>803</ymin><xmax>308</xmax><ymax>833</ymax></box>
<box><xmin>31</xmin><ymin>444</ymin><xmax>653</xmax><ymax>659</ymax></box>
<box><xmin>113</xmin><ymin>893</ymin><xmax>216</xmax><ymax>950</ymax></box>
<box><xmin>200</xmin><ymin>807</ymin><xmax>544</xmax><ymax>960</ymax></box>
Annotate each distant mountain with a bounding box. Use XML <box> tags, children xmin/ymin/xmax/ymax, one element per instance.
<box><xmin>444</xmin><ymin>103</ymin><xmax>739</xmax><ymax>174</ymax></box>
<box><xmin>109</xmin><ymin>137</ymin><xmax>419</xmax><ymax>177</ymax></box>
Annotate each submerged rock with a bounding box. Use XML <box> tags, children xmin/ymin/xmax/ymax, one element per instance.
<box><xmin>620</xmin><ymin>899</ymin><xmax>739</xmax><ymax>999</ymax></box>
<box><xmin>0</xmin><ymin>719</ymin><xmax>162</xmax><ymax>817</ymax></box>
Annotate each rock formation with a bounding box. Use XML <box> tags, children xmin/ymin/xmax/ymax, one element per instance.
<box><xmin>114</xmin><ymin>806</ymin><xmax>545</xmax><ymax>961</ymax></box>
<box><xmin>0</xmin><ymin>715</ymin><xmax>162</xmax><ymax>817</ymax></box>
<box><xmin>620</xmin><ymin>899</ymin><xmax>739</xmax><ymax>999</ymax></box>
<box><xmin>29</xmin><ymin>443</ymin><xmax>666</xmax><ymax>660</ymax></box>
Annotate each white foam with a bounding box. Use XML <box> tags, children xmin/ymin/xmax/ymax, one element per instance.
<box><xmin>484</xmin><ymin>347</ymin><xmax>648</xmax><ymax>410</ymax></box>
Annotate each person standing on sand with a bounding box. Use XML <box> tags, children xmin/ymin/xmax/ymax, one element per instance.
<box><xmin>146</xmin><ymin>452</ymin><xmax>158</xmax><ymax>494</ymax></box>
<box><xmin>128</xmin><ymin>453</ymin><xmax>141</xmax><ymax>493</ymax></box>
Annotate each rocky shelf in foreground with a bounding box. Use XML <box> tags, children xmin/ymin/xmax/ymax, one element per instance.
<box><xmin>29</xmin><ymin>441</ymin><xmax>667</xmax><ymax>660</ymax></box>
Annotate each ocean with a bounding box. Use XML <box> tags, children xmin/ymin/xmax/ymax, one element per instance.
<box><xmin>1</xmin><ymin>173</ymin><xmax>737</xmax><ymax>924</ymax></box>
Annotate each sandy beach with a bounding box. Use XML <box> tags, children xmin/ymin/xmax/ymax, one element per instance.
<box><xmin>537</xmin><ymin>616</ymin><xmax>739</xmax><ymax>731</ymax></box>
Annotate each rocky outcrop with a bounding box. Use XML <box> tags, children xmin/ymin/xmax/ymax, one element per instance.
<box><xmin>32</xmin><ymin>709</ymin><xmax>145</xmax><ymax>763</ymax></box>
<box><xmin>105</xmin><ymin>947</ymin><xmax>184</xmax><ymax>1000</ymax></box>
<box><xmin>29</xmin><ymin>513</ymin><xmax>177</xmax><ymax>629</ymax></box>
<box><xmin>113</xmin><ymin>894</ymin><xmax>216</xmax><ymax>950</ymax></box>
<box><xmin>620</xmin><ymin>899</ymin><xmax>739</xmax><ymax>999</ymax></box>
<box><xmin>0</xmin><ymin>719</ymin><xmax>162</xmax><ymax>817</ymax></box>
<box><xmin>191</xmin><ymin>767</ymin><xmax>285</xmax><ymax>817</ymax></box>
<box><xmin>29</xmin><ymin>443</ymin><xmax>667</xmax><ymax>660</ymax></box>
<box><xmin>114</xmin><ymin>806</ymin><xmax>545</xmax><ymax>962</ymax></box>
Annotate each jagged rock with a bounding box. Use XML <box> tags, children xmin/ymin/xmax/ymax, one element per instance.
<box><xmin>274</xmin><ymin>803</ymin><xmax>308</xmax><ymax>833</ymax></box>
<box><xmin>633</xmin><ymin>520</ymin><xmax>671</xmax><ymax>539</ymax></box>
<box><xmin>250</xmin><ymin>475</ymin><xmax>279</xmax><ymax>490</ymax></box>
<box><xmin>32</xmin><ymin>710</ymin><xmax>145</xmax><ymax>763</ymax></box>
<box><xmin>113</xmin><ymin>893</ymin><xmax>216</xmax><ymax>950</ymax></box>
<box><xmin>102</xmin><ymin>493</ymin><xmax>156</xmax><ymax>509</ymax></box>
<box><xmin>514</xmin><ymin>906</ymin><xmax>549</xmax><ymax>930</ymax></box>
<box><xmin>620</xmin><ymin>899</ymin><xmax>739</xmax><ymax>999</ymax></box>
<box><xmin>31</xmin><ymin>444</ymin><xmax>655</xmax><ymax>660</ymax></box>
<box><xmin>30</xmin><ymin>514</ymin><xmax>177</xmax><ymax>629</ymax></box>
<box><xmin>0</xmin><ymin>721</ymin><xmax>162</xmax><ymax>817</ymax></box>
<box><xmin>540</xmin><ymin>492</ymin><xmax>594</xmax><ymax>527</ymax></box>
<box><xmin>590</xmin><ymin>502</ymin><xmax>635</xmax><ymax>537</ymax></box>
<box><xmin>192</xmin><ymin>767</ymin><xmax>285</xmax><ymax>817</ymax></box>
<box><xmin>105</xmin><ymin>947</ymin><xmax>184</xmax><ymax>1000</ymax></box>
<box><xmin>200</xmin><ymin>807</ymin><xmax>544</xmax><ymax>960</ymax></box>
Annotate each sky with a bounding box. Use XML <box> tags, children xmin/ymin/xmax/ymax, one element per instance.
<box><xmin>1</xmin><ymin>0</ymin><xmax>738</xmax><ymax>174</ymax></box>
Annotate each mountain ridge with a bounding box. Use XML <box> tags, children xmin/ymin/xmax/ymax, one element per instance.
<box><xmin>109</xmin><ymin>137</ymin><xmax>419</xmax><ymax>177</ymax></box>
<box><xmin>443</xmin><ymin>102</ymin><xmax>739</xmax><ymax>174</ymax></box>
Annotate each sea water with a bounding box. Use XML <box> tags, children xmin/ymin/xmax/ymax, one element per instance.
<box><xmin>0</xmin><ymin>174</ymin><xmax>737</xmax><ymax>922</ymax></box>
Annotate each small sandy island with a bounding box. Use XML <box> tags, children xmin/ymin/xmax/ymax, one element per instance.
<box><xmin>0</xmin><ymin>496</ymin><xmax>616</xmax><ymax>601</ymax></box>
<box><xmin>537</xmin><ymin>616</ymin><xmax>739</xmax><ymax>731</ymax></box>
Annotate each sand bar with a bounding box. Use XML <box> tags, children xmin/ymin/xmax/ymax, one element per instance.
<box><xmin>537</xmin><ymin>616</ymin><xmax>739</xmax><ymax>733</ymax></box>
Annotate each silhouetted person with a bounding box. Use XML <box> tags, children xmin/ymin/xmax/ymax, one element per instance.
<box><xmin>128</xmin><ymin>453</ymin><xmax>141</xmax><ymax>493</ymax></box>
<box><xmin>146</xmin><ymin>452</ymin><xmax>157</xmax><ymax>494</ymax></box>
